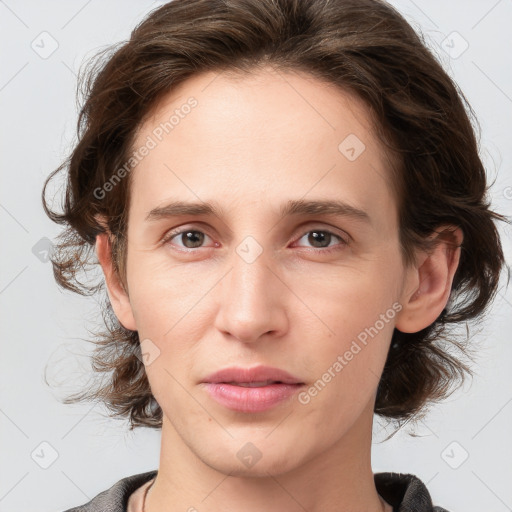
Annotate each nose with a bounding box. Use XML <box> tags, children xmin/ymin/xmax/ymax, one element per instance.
<box><xmin>213</xmin><ymin>247</ymin><xmax>288</xmax><ymax>344</ymax></box>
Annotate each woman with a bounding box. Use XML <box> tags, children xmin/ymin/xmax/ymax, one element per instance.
<box><xmin>43</xmin><ymin>0</ymin><xmax>507</xmax><ymax>510</ymax></box>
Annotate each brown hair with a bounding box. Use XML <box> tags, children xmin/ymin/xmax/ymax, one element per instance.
<box><xmin>42</xmin><ymin>0</ymin><xmax>508</xmax><ymax>431</ymax></box>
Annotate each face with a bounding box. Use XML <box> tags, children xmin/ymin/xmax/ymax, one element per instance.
<box><xmin>114</xmin><ymin>66</ymin><xmax>415</xmax><ymax>476</ymax></box>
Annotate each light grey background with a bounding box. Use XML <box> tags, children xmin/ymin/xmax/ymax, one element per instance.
<box><xmin>1</xmin><ymin>1</ymin><xmax>511</xmax><ymax>511</ymax></box>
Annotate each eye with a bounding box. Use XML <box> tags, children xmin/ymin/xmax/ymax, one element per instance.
<box><xmin>162</xmin><ymin>228</ymin><xmax>216</xmax><ymax>250</ymax></box>
<box><xmin>293</xmin><ymin>229</ymin><xmax>348</xmax><ymax>253</ymax></box>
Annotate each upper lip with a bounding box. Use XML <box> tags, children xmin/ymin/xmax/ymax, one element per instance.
<box><xmin>202</xmin><ymin>365</ymin><xmax>304</xmax><ymax>385</ymax></box>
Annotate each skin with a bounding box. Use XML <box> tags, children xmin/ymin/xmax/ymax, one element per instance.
<box><xmin>96</xmin><ymin>66</ymin><xmax>462</xmax><ymax>512</ymax></box>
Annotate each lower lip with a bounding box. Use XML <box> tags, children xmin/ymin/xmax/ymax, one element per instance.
<box><xmin>203</xmin><ymin>382</ymin><xmax>303</xmax><ymax>413</ymax></box>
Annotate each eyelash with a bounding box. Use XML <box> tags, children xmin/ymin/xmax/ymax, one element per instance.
<box><xmin>160</xmin><ymin>225</ymin><xmax>349</xmax><ymax>254</ymax></box>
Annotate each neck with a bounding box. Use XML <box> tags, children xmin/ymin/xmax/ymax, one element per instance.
<box><xmin>145</xmin><ymin>400</ymin><xmax>391</xmax><ymax>512</ymax></box>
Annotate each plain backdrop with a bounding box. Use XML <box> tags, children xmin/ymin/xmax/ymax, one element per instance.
<box><xmin>0</xmin><ymin>1</ymin><xmax>511</xmax><ymax>511</ymax></box>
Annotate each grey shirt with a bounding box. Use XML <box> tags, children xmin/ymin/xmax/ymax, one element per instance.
<box><xmin>62</xmin><ymin>469</ymin><xmax>450</xmax><ymax>511</ymax></box>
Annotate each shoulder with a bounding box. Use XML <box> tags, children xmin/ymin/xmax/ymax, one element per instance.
<box><xmin>61</xmin><ymin>469</ymin><xmax>158</xmax><ymax>512</ymax></box>
<box><xmin>374</xmin><ymin>472</ymin><xmax>451</xmax><ymax>512</ymax></box>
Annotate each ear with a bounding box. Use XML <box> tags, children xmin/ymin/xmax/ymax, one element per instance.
<box><xmin>395</xmin><ymin>225</ymin><xmax>463</xmax><ymax>333</ymax></box>
<box><xmin>95</xmin><ymin>217</ymin><xmax>137</xmax><ymax>331</ymax></box>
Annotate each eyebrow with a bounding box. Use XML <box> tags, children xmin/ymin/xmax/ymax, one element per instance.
<box><xmin>145</xmin><ymin>198</ymin><xmax>371</xmax><ymax>225</ymax></box>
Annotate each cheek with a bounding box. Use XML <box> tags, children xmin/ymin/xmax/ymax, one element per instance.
<box><xmin>126</xmin><ymin>254</ymin><xmax>204</xmax><ymax>333</ymax></box>
<box><xmin>293</xmin><ymin>260</ymin><xmax>402</xmax><ymax>343</ymax></box>
<box><xmin>294</xmin><ymin>256</ymin><xmax>402</xmax><ymax>394</ymax></box>
<box><xmin>126</xmin><ymin>261</ymin><xmax>213</xmax><ymax>382</ymax></box>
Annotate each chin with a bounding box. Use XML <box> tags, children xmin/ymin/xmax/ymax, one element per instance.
<box><xmin>199</xmin><ymin>438</ymin><xmax>305</xmax><ymax>478</ymax></box>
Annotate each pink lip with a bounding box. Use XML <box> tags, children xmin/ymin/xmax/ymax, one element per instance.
<box><xmin>201</xmin><ymin>365</ymin><xmax>305</xmax><ymax>413</ymax></box>
<box><xmin>203</xmin><ymin>365</ymin><xmax>303</xmax><ymax>385</ymax></box>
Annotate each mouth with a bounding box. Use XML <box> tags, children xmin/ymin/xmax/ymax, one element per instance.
<box><xmin>201</xmin><ymin>366</ymin><xmax>305</xmax><ymax>413</ymax></box>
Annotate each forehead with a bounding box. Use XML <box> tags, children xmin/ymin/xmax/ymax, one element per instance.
<box><xmin>128</xmin><ymin>66</ymin><xmax>397</xmax><ymax>229</ymax></box>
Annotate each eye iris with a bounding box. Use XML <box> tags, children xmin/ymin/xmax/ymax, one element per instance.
<box><xmin>181</xmin><ymin>231</ymin><xmax>204</xmax><ymax>248</ymax></box>
<box><xmin>308</xmin><ymin>231</ymin><xmax>331</xmax><ymax>248</ymax></box>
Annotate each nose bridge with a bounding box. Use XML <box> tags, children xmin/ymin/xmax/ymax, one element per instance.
<box><xmin>216</xmin><ymin>238</ymin><xmax>283</xmax><ymax>342</ymax></box>
<box><xmin>233</xmin><ymin>242</ymin><xmax>271</xmax><ymax>294</ymax></box>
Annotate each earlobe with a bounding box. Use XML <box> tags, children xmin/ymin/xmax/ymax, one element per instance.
<box><xmin>395</xmin><ymin>226</ymin><xmax>463</xmax><ymax>334</ymax></box>
<box><xmin>95</xmin><ymin>232</ymin><xmax>137</xmax><ymax>331</ymax></box>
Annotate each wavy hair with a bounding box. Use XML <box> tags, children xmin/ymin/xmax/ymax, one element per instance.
<box><xmin>42</xmin><ymin>0</ymin><xmax>508</xmax><ymax>431</ymax></box>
